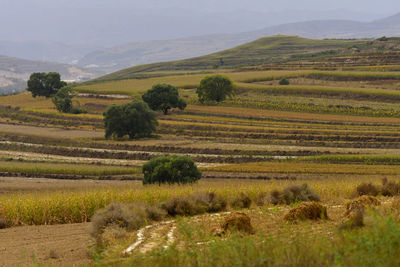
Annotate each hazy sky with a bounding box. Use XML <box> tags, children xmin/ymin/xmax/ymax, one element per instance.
<box><xmin>0</xmin><ymin>0</ymin><xmax>399</xmax><ymax>45</ymax></box>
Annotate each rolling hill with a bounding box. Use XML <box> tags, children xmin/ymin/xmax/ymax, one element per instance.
<box><xmin>92</xmin><ymin>35</ymin><xmax>395</xmax><ymax>82</ymax></box>
<box><xmin>78</xmin><ymin>13</ymin><xmax>400</xmax><ymax>73</ymax></box>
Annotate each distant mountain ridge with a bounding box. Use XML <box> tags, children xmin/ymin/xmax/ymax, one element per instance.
<box><xmin>0</xmin><ymin>55</ymin><xmax>99</xmax><ymax>95</ymax></box>
<box><xmin>78</xmin><ymin>12</ymin><xmax>400</xmax><ymax>73</ymax></box>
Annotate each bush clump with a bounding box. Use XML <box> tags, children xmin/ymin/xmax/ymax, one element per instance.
<box><xmin>0</xmin><ymin>217</ymin><xmax>8</xmax><ymax>229</ymax></box>
<box><xmin>355</xmin><ymin>183</ymin><xmax>380</xmax><ymax>197</ymax></box>
<box><xmin>270</xmin><ymin>184</ymin><xmax>320</xmax><ymax>205</ymax></box>
<box><xmin>142</xmin><ymin>155</ymin><xmax>201</xmax><ymax>185</ymax></box>
<box><xmin>279</xmin><ymin>78</ymin><xmax>290</xmax><ymax>85</ymax></box>
<box><xmin>381</xmin><ymin>178</ymin><xmax>400</xmax><ymax>196</ymax></box>
<box><xmin>283</xmin><ymin>202</ymin><xmax>328</xmax><ymax>222</ymax></box>
<box><xmin>90</xmin><ymin>202</ymin><xmax>166</xmax><ymax>243</ymax></box>
<box><xmin>162</xmin><ymin>192</ymin><xmax>227</xmax><ymax>216</ymax></box>
<box><xmin>230</xmin><ymin>193</ymin><xmax>252</xmax><ymax>209</ymax></box>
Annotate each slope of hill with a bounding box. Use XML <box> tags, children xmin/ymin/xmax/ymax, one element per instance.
<box><xmin>78</xmin><ymin>13</ymin><xmax>400</xmax><ymax>73</ymax></box>
<box><xmin>92</xmin><ymin>36</ymin><xmax>380</xmax><ymax>82</ymax></box>
<box><xmin>0</xmin><ymin>55</ymin><xmax>100</xmax><ymax>95</ymax></box>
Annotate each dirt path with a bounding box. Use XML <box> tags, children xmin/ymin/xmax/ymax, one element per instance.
<box><xmin>0</xmin><ymin>223</ymin><xmax>92</xmax><ymax>267</ymax></box>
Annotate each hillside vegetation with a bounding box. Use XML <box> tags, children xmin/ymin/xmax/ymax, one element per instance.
<box><xmin>91</xmin><ymin>35</ymin><xmax>400</xmax><ymax>82</ymax></box>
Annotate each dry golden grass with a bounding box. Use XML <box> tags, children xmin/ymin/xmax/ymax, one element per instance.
<box><xmin>185</xmin><ymin>105</ymin><xmax>400</xmax><ymax>124</ymax></box>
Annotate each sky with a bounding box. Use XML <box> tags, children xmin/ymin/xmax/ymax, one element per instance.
<box><xmin>0</xmin><ymin>0</ymin><xmax>399</xmax><ymax>45</ymax></box>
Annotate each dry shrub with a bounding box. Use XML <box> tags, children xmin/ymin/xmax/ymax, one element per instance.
<box><xmin>191</xmin><ymin>192</ymin><xmax>227</xmax><ymax>213</ymax></box>
<box><xmin>283</xmin><ymin>202</ymin><xmax>328</xmax><ymax>222</ymax></box>
<box><xmin>162</xmin><ymin>192</ymin><xmax>227</xmax><ymax>216</ymax></box>
<box><xmin>230</xmin><ymin>193</ymin><xmax>252</xmax><ymax>209</ymax></box>
<box><xmin>255</xmin><ymin>192</ymin><xmax>268</xmax><ymax>206</ymax></box>
<box><xmin>0</xmin><ymin>217</ymin><xmax>8</xmax><ymax>229</ymax></box>
<box><xmin>355</xmin><ymin>183</ymin><xmax>379</xmax><ymax>197</ymax></box>
<box><xmin>221</xmin><ymin>212</ymin><xmax>254</xmax><ymax>234</ymax></box>
<box><xmin>381</xmin><ymin>178</ymin><xmax>400</xmax><ymax>196</ymax></box>
<box><xmin>271</xmin><ymin>184</ymin><xmax>320</xmax><ymax>205</ymax></box>
<box><xmin>90</xmin><ymin>202</ymin><xmax>163</xmax><ymax>242</ymax></box>
<box><xmin>344</xmin><ymin>195</ymin><xmax>381</xmax><ymax>217</ymax></box>
<box><xmin>101</xmin><ymin>224</ymin><xmax>128</xmax><ymax>245</ymax></box>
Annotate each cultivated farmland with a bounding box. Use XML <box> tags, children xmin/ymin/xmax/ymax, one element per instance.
<box><xmin>1</xmin><ymin>36</ymin><xmax>400</xmax><ymax>266</ymax></box>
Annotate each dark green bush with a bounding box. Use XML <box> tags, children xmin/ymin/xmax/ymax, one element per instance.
<box><xmin>142</xmin><ymin>156</ymin><xmax>201</xmax><ymax>185</ymax></box>
<box><xmin>279</xmin><ymin>78</ymin><xmax>290</xmax><ymax>85</ymax></box>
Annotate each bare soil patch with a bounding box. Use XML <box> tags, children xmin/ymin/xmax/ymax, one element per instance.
<box><xmin>0</xmin><ymin>223</ymin><xmax>91</xmax><ymax>267</ymax></box>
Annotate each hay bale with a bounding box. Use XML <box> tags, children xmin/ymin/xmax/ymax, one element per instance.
<box><xmin>221</xmin><ymin>212</ymin><xmax>254</xmax><ymax>234</ymax></box>
<box><xmin>344</xmin><ymin>195</ymin><xmax>380</xmax><ymax>217</ymax></box>
<box><xmin>283</xmin><ymin>202</ymin><xmax>328</xmax><ymax>222</ymax></box>
<box><xmin>338</xmin><ymin>209</ymin><xmax>364</xmax><ymax>231</ymax></box>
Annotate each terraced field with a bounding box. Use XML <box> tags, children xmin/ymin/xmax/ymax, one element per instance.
<box><xmin>2</xmin><ymin>37</ymin><xmax>400</xmax><ymax>266</ymax></box>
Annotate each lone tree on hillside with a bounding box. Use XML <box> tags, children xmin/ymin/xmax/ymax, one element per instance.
<box><xmin>27</xmin><ymin>72</ymin><xmax>67</xmax><ymax>98</ymax></box>
<box><xmin>196</xmin><ymin>75</ymin><xmax>235</xmax><ymax>103</ymax></box>
<box><xmin>142</xmin><ymin>155</ymin><xmax>202</xmax><ymax>185</ymax></box>
<box><xmin>142</xmin><ymin>84</ymin><xmax>187</xmax><ymax>115</ymax></box>
<box><xmin>103</xmin><ymin>100</ymin><xmax>158</xmax><ymax>140</ymax></box>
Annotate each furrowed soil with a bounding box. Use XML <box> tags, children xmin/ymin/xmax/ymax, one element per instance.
<box><xmin>0</xmin><ymin>223</ymin><xmax>91</xmax><ymax>267</ymax></box>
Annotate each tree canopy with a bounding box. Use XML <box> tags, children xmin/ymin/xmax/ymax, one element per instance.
<box><xmin>142</xmin><ymin>84</ymin><xmax>187</xmax><ymax>115</ymax></box>
<box><xmin>27</xmin><ymin>72</ymin><xmax>67</xmax><ymax>98</ymax></box>
<box><xmin>196</xmin><ymin>75</ymin><xmax>235</xmax><ymax>103</ymax></box>
<box><xmin>142</xmin><ymin>155</ymin><xmax>201</xmax><ymax>185</ymax></box>
<box><xmin>52</xmin><ymin>86</ymin><xmax>73</xmax><ymax>113</ymax></box>
<box><xmin>103</xmin><ymin>100</ymin><xmax>158</xmax><ymax>140</ymax></box>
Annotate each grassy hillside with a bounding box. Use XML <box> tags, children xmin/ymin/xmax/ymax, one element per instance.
<box><xmin>93</xmin><ymin>35</ymin><xmax>378</xmax><ymax>82</ymax></box>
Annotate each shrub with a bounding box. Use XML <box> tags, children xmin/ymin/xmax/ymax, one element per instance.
<box><xmin>279</xmin><ymin>78</ymin><xmax>290</xmax><ymax>85</ymax></box>
<box><xmin>0</xmin><ymin>217</ymin><xmax>8</xmax><ymax>229</ymax></box>
<box><xmin>355</xmin><ymin>183</ymin><xmax>380</xmax><ymax>197</ymax></box>
<box><xmin>283</xmin><ymin>202</ymin><xmax>328</xmax><ymax>222</ymax></box>
<box><xmin>221</xmin><ymin>212</ymin><xmax>254</xmax><ymax>234</ymax></box>
<box><xmin>381</xmin><ymin>178</ymin><xmax>400</xmax><ymax>196</ymax></box>
<box><xmin>196</xmin><ymin>75</ymin><xmax>235</xmax><ymax>103</ymax></box>
<box><xmin>255</xmin><ymin>192</ymin><xmax>268</xmax><ymax>206</ymax></box>
<box><xmin>69</xmin><ymin>107</ymin><xmax>87</xmax><ymax>114</ymax></box>
<box><xmin>230</xmin><ymin>193</ymin><xmax>252</xmax><ymax>209</ymax></box>
<box><xmin>142</xmin><ymin>155</ymin><xmax>201</xmax><ymax>185</ymax></box>
<box><xmin>162</xmin><ymin>197</ymin><xmax>203</xmax><ymax>216</ymax></box>
<box><xmin>191</xmin><ymin>192</ymin><xmax>227</xmax><ymax>213</ymax></box>
<box><xmin>270</xmin><ymin>184</ymin><xmax>320</xmax><ymax>205</ymax></box>
<box><xmin>90</xmin><ymin>202</ymin><xmax>147</xmax><ymax>242</ymax></box>
<box><xmin>161</xmin><ymin>192</ymin><xmax>226</xmax><ymax>216</ymax></box>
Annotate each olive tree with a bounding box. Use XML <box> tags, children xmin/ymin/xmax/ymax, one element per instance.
<box><xmin>142</xmin><ymin>84</ymin><xmax>186</xmax><ymax>115</ymax></box>
<box><xmin>27</xmin><ymin>72</ymin><xmax>67</xmax><ymax>98</ymax></box>
<box><xmin>142</xmin><ymin>156</ymin><xmax>202</xmax><ymax>185</ymax></box>
<box><xmin>103</xmin><ymin>100</ymin><xmax>158</xmax><ymax>139</ymax></box>
<box><xmin>196</xmin><ymin>75</ymin><xmax>235</xmax><ymax>103</ymax></box>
